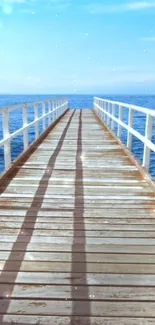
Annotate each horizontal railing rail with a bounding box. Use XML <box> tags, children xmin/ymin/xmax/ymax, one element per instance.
<box><xmin>94</xmin><ymin>96</ymin><xmax>155</xmax><ymax>170</ymax></box>
<box><xmin>0</xmin><ymin>97</ymin><xmax>68</xmax><ymax>171</ymax></box>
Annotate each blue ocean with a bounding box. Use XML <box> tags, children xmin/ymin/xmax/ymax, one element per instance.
<box><xmin>0</xmin><ymin>94</ymin><xmax>155</xmax><ymax>177</ymax></box>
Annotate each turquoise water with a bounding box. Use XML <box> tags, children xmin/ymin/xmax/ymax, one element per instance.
<box><xmin>0</xmin><ymin>94</ymin><xmax>155</xmax><ymax>177</ymax></box>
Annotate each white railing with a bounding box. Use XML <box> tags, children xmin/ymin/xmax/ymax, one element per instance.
<box><xmin>0</xmin><ymin>97</ymin><xmax>68</xmax><ymax>171</ymax></box>
<box><xmin>94</xmin><ymin>97</ymin><xmax>155</xmax><ymax>170</ymax></box>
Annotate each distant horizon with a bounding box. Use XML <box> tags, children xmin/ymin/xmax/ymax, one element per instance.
<box><xmin>0</xmin><ymin>93</ymin><xmax>155</xmax><ymax>96</ymax></box>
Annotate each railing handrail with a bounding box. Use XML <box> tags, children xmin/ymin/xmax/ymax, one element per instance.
<box><xmin>94</xmin><ymin>96</ymin><xmax>155</xmax><ymax>171</ymax></box>
<box><xmin>0</xmin><ymin>105</ymin><xmax>63</xmax><ymax>147</ymax></box>
<box><xmin>0</xmin><ymin>96</ymin><xmax>68</xmax><ymax>113</ymax></box>
<box><xmin>94</xmin><ymin>96</ymin><xmax>155</xmax><ymax>117</ymax></box>
<box><xmin>0</xmin><ymin>97</ymin><xmax>68</xmax><ymax>172</ymax></box>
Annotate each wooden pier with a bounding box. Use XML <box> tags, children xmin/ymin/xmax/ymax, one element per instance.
<box><xmin>0</xmin><ymin>99</ymin><xmax>155</xmax><ymax>324</ymax></box>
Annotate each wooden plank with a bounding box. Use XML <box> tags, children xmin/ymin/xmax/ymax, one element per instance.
<box><xmin>1</xmin><ymin>300</ymin><xmax>155</xmax><ymax>316</ymax></box>
<box><xmin>1</xmin><ymin>209</ymin><xmax>155</xmax><ymax>218</ymax></box>
<box><xmin>1</xmin><ymin>243</ymin><xmax>155</xmax><ymax>254</ymax></box>
<box><xmin>1</xmin><ymin>208</ymin><xmax>155</xmax><ymax>217</ymax></box>
<box><xmin>1</xmin><ymin>221</ymin><xmax>155</xmax><ymax>230</ymax></box>
<box><xmin>1</xmin><ymin>201</ymin><xmax>155</xmax><ymax>209</ymax></box>
<box><xmin>1</xmin><ymin>186</ymin><xmax>152</xmax><ymax>195</ymax></box>
<box><xmin>1</xmin><ymin>191</ymin><xmax>154</xmax><ymax>198</ymax></box>
<box><xmin>1</xmin><ymin>272</ymin><xmax>155</xmax><ymax>286</ymax></box>
<box><xmin>0</xmin><ymin>182</ymin><xmax>151</xmax><ymax>188</ymax></box>
<box><xmin>1</xmin><ymin>217</ymin><xmax>155</xmax><ymax>225</ymax></box>
<box><xmin>9</xmin><ymin>171</ymin><xmax>142</xmax><ymax>180</ymax></box>
<box><xmin>1</xmin><ymin>284</ymin><xmax>155</xmax><ymax>300</ymax></box>
<box><xmin>1</xmin><ymin>252</ymin><xmax>155</xmax><ymax>263</ymax></box>
<box><xmin>2</xmin><ymin>179</ymin><xmax>149</xmax><ymax>185</ymax></box>
<box><xmin>1</xmin><ymin>236</ymin><xmax>155</xmax><ymax>245</ymax></box>
<box><xmin>1</xmin><ymin>261</ymin><xmax>155</xmax><ymax>273</ymax></box>
<box><xmin>1</xmin><ymin>315</ymin><xmax>155</xmax><ymax>325</ymax></box>
<box><xmin>2</xmin><ymin>228</ymin><xmax>155</xmax><ymax>238</ymax></box>
<box><xmin>3</xmin><ymin>193</ymin><xmax>154</xmax><ymax>199</ymax></box>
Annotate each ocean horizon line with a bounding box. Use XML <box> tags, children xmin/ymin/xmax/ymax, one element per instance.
<box><xmin>0</xmin><ymin>93</ymin><xmax>155</xmax><ymax>96</ymax></box>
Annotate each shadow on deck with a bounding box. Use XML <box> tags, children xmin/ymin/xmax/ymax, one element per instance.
<box><xmin>0</xmin><ymin>110</ymin><xmax>90</xmax><ymax>325</ymax></box>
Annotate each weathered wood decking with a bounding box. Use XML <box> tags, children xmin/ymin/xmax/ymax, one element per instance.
<box><xmin>0</xmin><ymin>109</ymin><xmax>155</xmax><ymax>324</ymax></box>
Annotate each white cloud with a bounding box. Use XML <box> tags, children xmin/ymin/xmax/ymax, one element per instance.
<box><xmin>0</xmin><ymin>0</ymin><xmax>26</xmax><ymax>3</ymax></box>
<box><xmin>84</xmin><ymin>74</ymin><xmax>155</xmax><ymax>85</ymax></box>
<box><xmin>20</xmin><ymin>8</ymin><xmax>35</xmax><ymax>13</ymax></box>
<box><xmin>86</xmin><ymin>1</ymin><xmax>155</xmax><ymax>14</ymax></box>
<box><xmin>127</xmin><ymin>1</ymin><xmax>155</xmax><ymax>9</ymax></box>
<box><xmin>141</xmin><ymin>37</ymin><xmax>155</xmax><ymax>41</ymax></box>
<box><xmin>110</xmin><ymin>73</ymin><xmax>155</xmax><ymax>83</ymax></box>
<box><xmin>46</xmin><ymin>0</ymin><xmax>71</xmax><ymax>10</ymax></box>
<box><xmin>0</xmin><ymin>0</ymin><xmax>72</xmax><ymax>11</ymax></box>
<box><xmin>98</xmin><ymin>65</ymin><xmax>155</xmax><ymax>73</ymax></box>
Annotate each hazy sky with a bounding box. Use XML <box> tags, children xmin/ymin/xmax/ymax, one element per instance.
<box><xmin>0</xmin><ymin>0</ymin><xmax>155</xmax><ymax>94</ymax></box>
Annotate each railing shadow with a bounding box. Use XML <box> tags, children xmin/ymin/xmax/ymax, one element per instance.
<box><xmin>0</xmin><ymin>110</ymin><xmax>75</xmax><ymax>324</ymax></box>
<box><xmin>0</xmin><ymin>109</ymin><xmax>91</xmax><ymax>324</ymax></box>
<box><xmin>71</xmin><ymin>110</ymin><xmax>91</xmax><ymax>324</ymax></box>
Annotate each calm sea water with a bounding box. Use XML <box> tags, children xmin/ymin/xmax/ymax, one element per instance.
<box><xmin>0</xmin><ymin>94</ymin><xmax>155</xmax><ymax>177</ymax></box>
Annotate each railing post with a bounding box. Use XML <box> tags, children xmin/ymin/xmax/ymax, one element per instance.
<box><xmin>98</xmin><ymin>100</ymin><xmax>100</xmax><ymax>117</ymax></box>
<box><xmin>42</xmin><ymin>102</ymin><xmax>46</xmax><ymax>131</ymax></box>
<box><xmin>54</xmin><ymin>100</ymin><xmax>57</xmax><ymax>121</ymax></box>
<box><xmin>143</xmin><ymin>114</ymin><xmax>153</xmax><ymax>169</ymax></box>
<box><xmin>95</xmin><ymin>98</ymin><xmax>97</xmax><ymax>114</ymax></box>
<box><xmin>62</xmin><ymin>98</ymin><xmax>64</xmax><ymax>114</ymax></box>
<box><xmin>100</xmin><ymin>100</ymin><xmax>103</xmax><ymax>120</ymax></box>
<box><xmin>66</xmin><ymin>98</ymin><xmax>68</xmax><ymax>111</ymax></box>
<box><xmin>107</xmin><ymin>102</ymin><xmax>109</xmax><ymax>125</ymax></box>
<box><xmin>127</xmin><ymin>108</ymin><xmax>134</xmax><ymax>150</ymax></box>
<box><xmin>54</xmin><ymin>100</ymin><xmax>57</xmax><ymax>120</ymax></box>
<box><xmin>100</xmin><ymin>100</ymin><xmax>102</xmax><ymax>120</ymax></box>
<box><xmin>55</xmin><ymin>99</ymin><xmax>57</xmax><ymax>118</ymax></box>
<box><xmin>97</xmin><ymin>98</ymin><xmax>99</xmax><ymax>116</ymax></box>
<box><xmin>59</xmin><ymin>99</ymin><xmax>61</xmax><ymax>116</ymax></box>
<box><xmin>100</xmin><ymin>99</ymin><xmax>103</xmax><ymax>120</ymax></box>
<box><xmin>98</xmin><ymin>99</ymin><xmax>100</xmax><ymax>117</ymax></box>
<box><xmin>107</xmin><ymin>102</ymin><xmax>111</xmax><ymax>126</ymax></box>
<box><xmin>59</xmin><ymin>99</ymin><xmax>62</xmax><ymax>117</ymax></box>
<box><xmin>57</xmin><ymin>99</ymin><xmax>59</xmax><ymax>118</ymax></box>
<box><xmin>52</xmin><ymin>100</ymin><xmax>54</xmax><ymax>122</ymax></box>
<box><xmin>56</xmin><ymin>99</ymin><xmax>59</xmax><ymax>119</ymax></box>
<box><xmin>104</xmin><ymin>102</ymin><xmax>108</xmax><ymax>124</ymax></box>
<box><xmin>2</xmin><ymin>109</ymin><xmax>11</xmax><ymax>169</ymax></box>
<box><xmin>48</xmin><ymin>101</ymin><xmax>52</xmax><ymax>126</ymax></box>
<box><xmin>117</xmin><ymin>105</ymin><xmax>123</xmax><ymax>137</ymax></box>
<box><xmin>34</xmin><ymin>103</ymin><xmax>39</xmax><ymax>139</ymax></box>
<box><xmin>55</xmin><ymin>100</ymin><xmax>58</xmax><ymax>120</ymax></box>
<box><xmin>22</xmin><ymin>104</ymin><xmax>28</xmax><ymax>150</ymax></box>
<box><xmin>111</xmin><ymin>104</ymin><xmax>115</xmax><ymax>130</ymax></box>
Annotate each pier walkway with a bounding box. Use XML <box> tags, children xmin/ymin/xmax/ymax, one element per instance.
<box><xmin>0</xmin><ymin>99</ymin><xmax>155</xmax><ymax>324</ymax></box>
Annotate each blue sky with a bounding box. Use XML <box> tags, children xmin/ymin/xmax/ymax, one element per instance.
<box><xmin>0</xmin><ymin>0</ymin><xmax>155</xmax><ymax>94</ymax></box>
